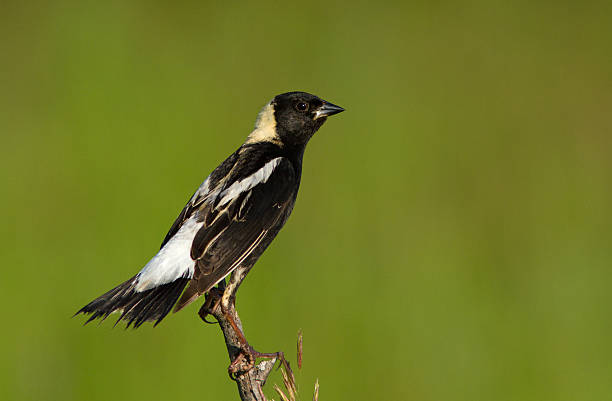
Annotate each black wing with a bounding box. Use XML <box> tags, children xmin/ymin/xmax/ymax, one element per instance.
<box><xmin>160</xmin><ymin>150</ymin><xmax>240</xmax><ymax>248</ymax></box>
<box><xmin>174</xmin><ymin>157</ymin><xmax>297</xmax><ymax>311</ymax></box>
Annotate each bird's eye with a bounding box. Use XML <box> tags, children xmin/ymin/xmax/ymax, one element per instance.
<box><xmin>295</xmin><ymin>102</ymin><xmax>309</xmax><ymax>112</ymax></box>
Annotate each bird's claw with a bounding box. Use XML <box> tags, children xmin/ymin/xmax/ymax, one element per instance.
<box><xmin>198</xmin><ymin>287</ymin><xmax>225</xmax><ymax>324</ymax></box>
<box><xmin>228</xmin><ymin>345</ymin><xmax>291</xmax><ymax>381</ymax></box>
<box><xmin>228</xmin><ymin>348</ymin><xmax>256</xmax><ymax>379</ymax></box>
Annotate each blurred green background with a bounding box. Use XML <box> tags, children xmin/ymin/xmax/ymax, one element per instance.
<box><xmin>1</xmin><ymin>1</ymin><xmax>611</xmax><ymax>400</ymax></box>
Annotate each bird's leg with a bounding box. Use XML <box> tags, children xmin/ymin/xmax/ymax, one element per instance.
<box><xmin>223</xmin><ymin>304</ymin><xmax>291</xmax><ymax>378</ymax></box>
<box><xmin>224</xmin><ymin>309</ymin><xmax>257</xmax><ymax>376</ymax></box>
<box><xmin>220</xmin><ymin>269</ymin><xmax>290</xmax><ymax>378</ymax></box>
<box><xmin>198</xmin><ymin>272</ymin><xmax>289</xmax><ymax>378</ymax></box>
<box><xmin>219</xmin><ymin>270</ymin><xmax>256</xmax><ymax>376</ymax></box>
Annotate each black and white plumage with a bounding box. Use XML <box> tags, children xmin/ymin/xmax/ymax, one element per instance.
<box><xmin>76</xmin><ymin>91</ymin><xmax>344</xmax><ymax>328</ymax></box>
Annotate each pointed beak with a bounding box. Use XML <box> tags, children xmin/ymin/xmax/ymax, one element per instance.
<box><xmin>314</xmin><ymin>101</ymin><xmax>345</xmax><ymax>119</ymax></box>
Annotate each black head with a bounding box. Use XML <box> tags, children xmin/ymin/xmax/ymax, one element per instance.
<box><xmin>269</xmin><ymin>91</ymin><xmax>344</xmax><ymax>148</ymax></box>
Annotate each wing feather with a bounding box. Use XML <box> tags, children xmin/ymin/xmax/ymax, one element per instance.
<box><xmin>174</xmin><ymin>157</ymin><xmax>296</xmax><ymax>311</ymax></box>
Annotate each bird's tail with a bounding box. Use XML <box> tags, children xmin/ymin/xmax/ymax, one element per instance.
<box><xmin>75</xmin><ymin>275</ymin><xmax>189</xmax><ymax>328</ymax></box>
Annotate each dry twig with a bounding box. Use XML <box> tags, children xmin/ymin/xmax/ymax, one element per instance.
<box><xmin>200</xmin><ymin>290</ymin><xmax>318</xmax><ymax>401</ymax></box>
<box><xmin>200</xmin><ymin>291</ymin><xmax>277</xmax><ymax>401</ymax></box>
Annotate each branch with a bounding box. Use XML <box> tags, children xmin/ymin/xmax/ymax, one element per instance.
<box><xmin>200</xmin><ymin>291</ymin><xmax>277</xmax><ymax>401</ymax></box>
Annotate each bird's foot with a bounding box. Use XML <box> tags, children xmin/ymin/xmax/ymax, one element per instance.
<box><xmin>198</xmin><ymin>287</ymin><xmax>224</xmax><ymax>324</ymax></box>
<box><xmin>228</xmin><ymin>346</ymin><xmax>256</xmax><ymax>378</ymax></box>
<box><xmin>252</xmin><ymin>348</ymin><xmax>293</xmax><ymax>377</ymax></box>
<box><xmin>228</xmin><ymin>344</ymin><xmax>290</xmax><ymax>380</ymax></box>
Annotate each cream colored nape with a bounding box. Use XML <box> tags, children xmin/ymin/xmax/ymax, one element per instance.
<box><xmin>245</xmin><ymin>102</ymin><xmax>282</xmax><ymax>146</ymax></box>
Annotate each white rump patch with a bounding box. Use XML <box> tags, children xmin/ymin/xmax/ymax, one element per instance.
<box><xmin>217</xmin><ymin>158</ymin><xmax>282</xmax><ymax>207</ymax></box>
<box><xmin>245</xmin><ymin>102</ymin><xmax>281</xmax><ymax>145</ymax></box>
<box><xmin>134</xmin><ymin>218</ymin><xmax>203</xmax><ymax>292</ymax></box>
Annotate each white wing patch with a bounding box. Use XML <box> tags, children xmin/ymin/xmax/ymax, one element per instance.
<box><xmin>134</xmin><ymin>218</ymin><xmax>204</xmax><ymax>292</ymax></box>
<box><xmin>217</xmin><ymin>157</ymin><xmax>282</xmax><ymax>207</ymax></box>
<box><xmin>133</xmin><ymin>157</ymin><xmax>283</xmax><ymax>292</ymax></box>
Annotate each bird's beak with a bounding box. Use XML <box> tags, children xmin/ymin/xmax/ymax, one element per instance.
<box><xmin>314</xmin><ymin>101</ymin><xmax>345</xmax><ymax>119</ymax></box>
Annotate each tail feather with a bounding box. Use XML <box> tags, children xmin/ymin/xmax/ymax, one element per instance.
<box><xmin>76</xmin><ymin>275</ymin><xmax>190</xmax><ymax>328</ymax></box>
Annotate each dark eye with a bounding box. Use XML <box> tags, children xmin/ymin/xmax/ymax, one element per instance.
<box><xmin>295</xmin><ymin>102</ymin><xmax>309</xmax><ymax>112</ymax></box>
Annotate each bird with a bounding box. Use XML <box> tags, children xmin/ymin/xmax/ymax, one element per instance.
<box><xmin>76</xmin><ymin>91</ymin><xmax>344</xmax><ymax>331</ymax></box>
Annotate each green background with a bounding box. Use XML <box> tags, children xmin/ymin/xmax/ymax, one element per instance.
<box><xmin>2</xmin><ymin>1</ymin><xmax>611</xmax><ymax>400</ymax></box>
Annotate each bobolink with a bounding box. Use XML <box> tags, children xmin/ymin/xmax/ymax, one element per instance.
<box><xmin>76</xmin><ymin>91</ymin><xmax>344</xmax><ymax>329</ymax></box>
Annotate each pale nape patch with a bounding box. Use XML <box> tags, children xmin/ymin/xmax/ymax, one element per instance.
<box><xmin>245</xmin><ymin>102</ymin><xmax>282</xmax><ymax>146</ymax></box>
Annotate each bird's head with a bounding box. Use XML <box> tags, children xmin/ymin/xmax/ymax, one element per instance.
<box><xmin>248</xmin><ymin>91</ymin><xmax>344</xmax><ymax>148</ymax></box>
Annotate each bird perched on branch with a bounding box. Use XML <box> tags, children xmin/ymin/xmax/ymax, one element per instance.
<box><xmin>76</xmin><ymin>92</ymin><xmax>344</xmax><ymax>333</ymax></box>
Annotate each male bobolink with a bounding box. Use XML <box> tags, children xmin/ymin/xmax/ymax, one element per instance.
<box><xmin>76</xmin><ymin>92</ymin><xmax>344</xmax><ymax>328</ymax></box>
